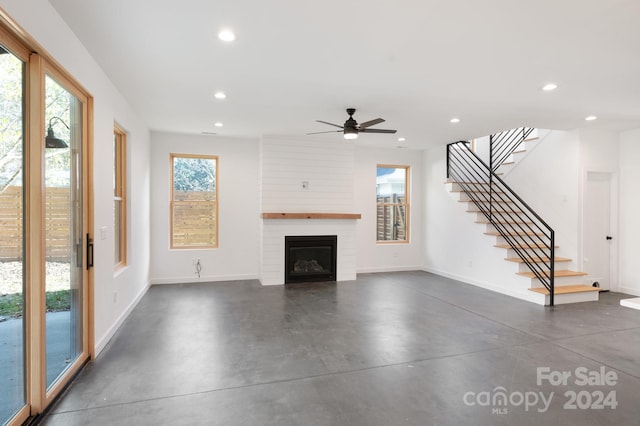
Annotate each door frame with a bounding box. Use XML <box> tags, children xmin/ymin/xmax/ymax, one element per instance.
<box><xmin>579</xmin><ymin>168</ymin><xmax>619</xmax><ymax>292</ymax></box>
<box><xmin>0</xmin><ymin>11</ymin><xmax>94</xmax><ymax>425</ymax></box>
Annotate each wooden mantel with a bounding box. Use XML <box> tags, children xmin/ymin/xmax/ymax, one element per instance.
<box><xmin>261</xmin><ymin>212</ymin><xmax>361</xmax><ymax>220</ymax></box>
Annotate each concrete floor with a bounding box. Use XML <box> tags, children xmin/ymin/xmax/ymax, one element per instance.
<box><xmin>41</xmin><ymin>272</ymin><xmax>640</xmax><ymax>425</ymax></box>
<box><xmin>0</xmin><ymin>311</ymin><xmax>74</xmax><ymax>422</ymax></box>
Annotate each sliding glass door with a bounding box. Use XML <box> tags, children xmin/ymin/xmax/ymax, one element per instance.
<box><xmin>0</xmin><ymin>40</ymin><xmax>26</xmax><ymax>425</ymax></box>
<box><xmin>0</xmin><ymin>22</ymin><xmax>92</xmax><ymax>426</ymax></box>
<box><xmin>44</xmin><ymin>74</ymin><xmax>84</xmax><ymax>389</ymax></box>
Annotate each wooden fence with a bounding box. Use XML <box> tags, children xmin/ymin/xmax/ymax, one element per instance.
<box><xmin>172</xmin><ymin>190</ymin><xmax>217</xmax><ymax>247</ymax></box>
<box><xmin>0</xmin><ymin>186</ymin><xmax>72</xmax><ymax>261</ymax></box>
<box><xmin>376</xmin><ymin>195</ymin><xmax>407</xmax><ymax>241</ymax></box>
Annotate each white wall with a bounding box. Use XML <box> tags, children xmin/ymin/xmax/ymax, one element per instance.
<box><xmin>619</xmin><ymin>129</ymin><xmax>640</xmax><ymax>296</ymax></box>
<box><xmin>422</xmin><ymin>146</ymin><xmax>529</xmax><ymax>301</ymax></box>
<box><xmin>150</xmin><ymin>132</ymin><xmax>260</xmax><ymax>284</ymax></box>
<box><xmin>355</xmin><ymin>146</ymin><xmax>423</xmax><ymax>272</ymax></box>
<box><xmin>261</xmin><ymin>137</ymin><xmax>355</xmax><ymax>213</ymax></box>
<box><xmin>507</xmin><ymin>130</ymin><xmax>581</xmax><ymax>263</ymax></box>
<box><xmin>0</xmin><ymin>0</ymin><xmax>152</xmax><ymax>355</ymax></box>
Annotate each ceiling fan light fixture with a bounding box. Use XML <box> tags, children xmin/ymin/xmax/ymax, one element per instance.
<box><xmin>344</xmin><ymin>128</ymin><xmax>358</xmax><ymax>139</ymax></box>
<box><xmin>218</xmin><ymin>29</ymin><xmax>236</xmax><ymax>42</ymax></box>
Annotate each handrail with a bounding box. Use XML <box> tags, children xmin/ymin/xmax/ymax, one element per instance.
<box><xmin>447</xmin><ymin>139</ymin><xmax>555</xmax><ymax>305</ymax></box>
<box><xmin>490</xmin><ymin>127</ymin><xmax>535</xmax><ymax>172</ymax></box>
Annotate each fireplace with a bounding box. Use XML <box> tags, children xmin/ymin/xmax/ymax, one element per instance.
<box><xmin>285</xmin><ymin>235</ymin><xmax>337</xmax><ymax>284</ymax></box>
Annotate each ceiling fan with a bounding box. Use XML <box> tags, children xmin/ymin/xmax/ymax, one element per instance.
<box><xmin>308</xmin><ymin>108</ymin><xmax>397</xmax><ymax>140</ymax></box>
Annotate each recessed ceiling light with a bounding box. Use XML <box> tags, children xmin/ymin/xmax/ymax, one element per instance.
<box><xmin>450</xmin><ymin>118</ymin><xmax>460</xmax><ymax>123</ymax></box>
<box><xmin>214</xmin><ymin>122</ymin><xmax>223</xmax><ymax>127</ymax></box>
<box><xmin>542</xmin><ymin>83</ymin><xmax>558</xmax><ymax>91</ymax></box>
<box><xmin>398</xmin><ymin>137</ymin><xmax>406</xmax><ymax>142</ymax></box>
<box><xmin>585</xmin><ymin>115</ymin><xmax>597</xmax><ymax>121</ymax></box>
<box><xmin>218</xmin><ymin>29</ymin><xmax>236</xmax><ymax>42</ymax></box>
<box><xmin>214</xmin><ymin>91</ymin><xmax>226</xmax><ymax>100</ymax></box>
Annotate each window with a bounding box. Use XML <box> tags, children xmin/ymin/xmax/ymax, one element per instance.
<box><xmin>171</xmin><ymin>154</ymin><xmax>218</xmax><ymax>248</ymax></box>
<box><xmin>114</xmin><ymin>125</ymin><xmax>126</xmax><ymax>268</ymax></box>
<box><xmin>376</xmin><ymin>165</ymin><xmax>409</xmax><ymax>242</ymax></box>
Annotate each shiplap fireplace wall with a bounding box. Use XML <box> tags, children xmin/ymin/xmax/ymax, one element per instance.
<box><xmin>259</xmin><ymin>137</ymin><xmax>359</xmax><ymax>285</ymax></box>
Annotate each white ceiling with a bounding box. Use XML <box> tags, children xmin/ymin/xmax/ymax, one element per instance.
<box><xmin>49</xmin><ymin>0</ymin><xmax>640</xmax><ymax>149</ymax></box>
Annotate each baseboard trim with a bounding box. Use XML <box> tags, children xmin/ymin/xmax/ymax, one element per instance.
<box><xmin>421</xmin><ymin>266</ymin><xmax>544</xmax><ymax>305</ymax></box>
<box><xmin>619</xmin><ymin>286</ymin><xmax>640</xmax><ymax>297</ymax></box>
<box><xmin>150</xmin><ymin>274</ymin><xmax>259</xmax><ymax>285</ymax></box>
<box><xmin>94</xmin><ymin>280</ymin><xmax>151</xmax><ymax>357</ymax></box>
<box><xmin>357</xmin><ymin>266</ymin><xmax>422</xmax><ymax>274</ymax></box>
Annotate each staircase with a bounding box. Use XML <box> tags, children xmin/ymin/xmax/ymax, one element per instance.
<box><xmin>446</xmin><ymin>129</ymin><xmax>599</xmax><ymax>306</ymax></box>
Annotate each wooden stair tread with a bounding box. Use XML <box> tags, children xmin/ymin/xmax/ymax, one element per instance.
<box><xmin>452</xmin><ymin>189</ymin><xmax>505</xmax><ymax>194</ymax></box>
<box><xmin>476</xmin><ymin>220</ymin><xmax>533</xmax><ymax>225</ymax></box>
<box><xmin>495</xmin><ymin>243</ymin><xmax>558</xmax><ymax>249</ymax></box>
<box><xmin>505</xmin><ymin>256</ymin><xmax>571</xmax><ymax>263</ymax></box>
<box><xmin>485</xmin><ymin>231</ymin><xmax>544</xmax><ymax>237</ymax></box>
<box><xmin>529</xmin><ymin>285</ymin><xmax>599</xmax><ymax>295</ymax></box>
<box><xmin>460</xmin><ymin>200</ymin><xmax>515</xmax><ymax>204</ymax></box>
<box><xmin>517</xmin><ymin>270</ymin><xmax>587</xmax><ymax>278</ymax></box>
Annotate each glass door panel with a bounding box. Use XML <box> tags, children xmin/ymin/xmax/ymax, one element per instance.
<box><xmin>44</xmin><ymin>75</ymin><xmax>83</xmax><ymax>389</ymax></box>
<box><xmin>0</xmin><ymin>43</ymin><xmax>26</xmax><ymax>424</ymax></box>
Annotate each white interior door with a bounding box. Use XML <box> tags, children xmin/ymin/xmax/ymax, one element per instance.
<box><xmin>584</xmin><ymin>171</ymin><xmax>613</xmax><ymax>291</ymax></box>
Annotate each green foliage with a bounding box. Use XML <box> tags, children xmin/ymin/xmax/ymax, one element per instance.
<box><xmin>0</xmin><ymin>290</ymin><xmax>71</xmax><ymax>318</ymax></box>
<box><xmin>44</xmin><ymin>75</ymin><xmax>73</xmax><ymax>187</ymax></box>
<box><xmin>173</xmin><ymin>157</ymin><xmax>216</xmax><ymax>192</ymax></box>
<box><xmin>1</xmin><ymin>54</ymin><xmax>77</xmax><ymax>191</ymax></box>
<box><xmin>0</xmin><ymin>50</ymin><xmax>24</xmax><ymax>191</ymax></box>
<box><xmin>45</xmin><ymin>290</ymin><xmax>71</xmax><ymax>312</ymax></box>
<box><xmin>0</xmin><ymin>292</ymin><xmax>23</xmax><ymax>317</ymax></box>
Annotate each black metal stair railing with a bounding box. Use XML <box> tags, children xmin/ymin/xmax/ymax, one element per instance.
<box><xmin>447</xmin><ymin>141</ymin><xmax>556</xmax><ymax>305</ymax></box>
<box><xmin>490</xmin><ymin>127</ymin><xmax>535</xmax><ymax>172</ymax></box>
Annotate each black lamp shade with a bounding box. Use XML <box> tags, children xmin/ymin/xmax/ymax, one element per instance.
<box><xmin>45</xmin><ymin>125</ymin><xmax>68</xmax><ymax>148</ymax></box>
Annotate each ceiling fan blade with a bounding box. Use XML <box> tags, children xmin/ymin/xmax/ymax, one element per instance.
<box><xmin>360</xmin><ymin>128</ymin><xmax>397</xmax><ymax>134</ymax></box>
<box><xmin>306</xmin><ymin>130</ymin><xmax>342</xmax><ymax>135</ymax></box>
<box><xmin>358</xmin><ymin>118</ymin><xmax>385</xmax><ymax>129</ymax></box>
<box><xmin>316</xmin><ymin>120</ymin><xmax>344</xmax><ymax>129</ymax></box>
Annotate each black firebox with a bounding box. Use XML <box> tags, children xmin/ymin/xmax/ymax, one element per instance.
<box><xmin>284</xmin><ymin>235</ymin><xmax>337</xmax><ymax>284</ymax></box>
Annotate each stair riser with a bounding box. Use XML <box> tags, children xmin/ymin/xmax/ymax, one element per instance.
<box><xmin>544</xmin><ymin>291</ymin><xmax>599</xmax><ymax>305</ymax></box>
<box><xmin>465</xmin><ymin>202</ymin><xmax>524</xmax><ymax>215</ymax></box>
<box><xmin>517</xmin><ymin>262</ymin><xmax>562</xmax><ymax>273</ymax></box>
<box><xmin>457</xmin><ymin>192</ymin><xmax>508</xmax><ymax>202</ymax></box>
<box><xmin>504</xmin><ymin>248</ymin><xmax>551</xmax><ymax>258</ymax></box>
<box><xmin>449</xmin><ymin>182</ymin><xmax>492</xmax><ymax>192</ymax></box>
<box><xmin>493</xmin><ymin>236</ymin><xmax>549</xmax><ymax>247</ymax></box>
<box><xmin>526</xmin><ymin>275</ymin><xmax>587</xmax><ymax>288</ymax></box>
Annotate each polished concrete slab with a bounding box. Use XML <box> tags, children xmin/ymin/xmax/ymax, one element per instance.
<box><xmin>41</xmin><ymin>272</ymin><xmax>640</xmax><ymax>425</ymax></box>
